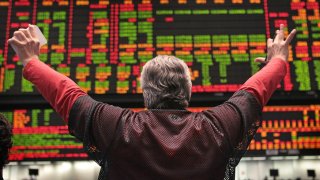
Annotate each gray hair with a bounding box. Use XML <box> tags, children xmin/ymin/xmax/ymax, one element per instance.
<box><xmin>141</xmin><ymin>55</ymin><xmax>192</xmax><ymax>109</ymax></box>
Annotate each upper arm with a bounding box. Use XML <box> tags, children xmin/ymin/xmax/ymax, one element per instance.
<box><xmin>68</xmin><ymin>95</ymin><xmax>132</xmax><ymax>154</ymax></box>
<box><xmin>204</xmin><ymin>90</ymin><xmax>262</xmax><ymax>153</ymax></box>
<box><xmin>90</xmin><ymin>102</ymin><xmax>132</xmax><ymax>152</ymax></box>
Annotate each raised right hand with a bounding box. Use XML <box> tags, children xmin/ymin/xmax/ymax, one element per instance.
<box><xmin>7</xmin><ymin>24</ymin><xmax>40</xmax><ymax>66</ymax></box>
<box><xmin>255</xmin><ymin>24</ymin><xmax>296</xmax><ymax>63</ymax></box>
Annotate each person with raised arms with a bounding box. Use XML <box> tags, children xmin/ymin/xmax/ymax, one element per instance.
<box><xmin>8</xmin><ymin>24</ymin><xmax>296</xmax><ymax>179</ymax></box>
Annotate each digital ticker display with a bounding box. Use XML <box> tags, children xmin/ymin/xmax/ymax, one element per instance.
<box><xmin>0</xmin><ymin>105</ymin><xmax>319</xmax><ymax>161</ymax></box>
<box><xmin>0</xmin><ymin>0</ymin><xmax>319</xmax><ymax>95</ymax></box>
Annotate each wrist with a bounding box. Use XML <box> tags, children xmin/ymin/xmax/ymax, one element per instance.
<box><xmin>22</xmin><ymin>55</ymin><xmax>39</xmax><ymax>66</ymax></box>
<box><xmin>270</xmin><ymin>55</ymin><xmax>286</xmax><ymax>61</ymax></box>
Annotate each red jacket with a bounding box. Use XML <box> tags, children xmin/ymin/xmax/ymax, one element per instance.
<box><xmin>23</xmin><ymin>58</ymin><xmax>287</xmax><ymax>179</ymax></box>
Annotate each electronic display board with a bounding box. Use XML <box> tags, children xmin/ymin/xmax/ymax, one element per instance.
<box><xmin>1</xmin><ymin>105</ymin><xmax>319</xmax><ymax>161</ymax></box>
<box><xmin>0</xmin><ymin>0</ymin><xmax>319</xmax><ymax>95</ymax></box>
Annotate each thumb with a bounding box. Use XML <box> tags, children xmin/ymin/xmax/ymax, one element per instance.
<box><xmin>254</xmin><ymin>57</ymin><xmax>267</xmax><ymax>63</ymax></box>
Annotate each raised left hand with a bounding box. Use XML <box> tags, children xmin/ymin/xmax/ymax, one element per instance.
<box><xmin>7</xmin><ymin>24</ymin><xmax>40</xmax><ymax>66</ymax></box>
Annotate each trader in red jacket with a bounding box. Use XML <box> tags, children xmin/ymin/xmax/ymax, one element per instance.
<box><xmin>8</xmin><ymin>24</ymin><xmax>295</xmax><ymax>180</ymax></box>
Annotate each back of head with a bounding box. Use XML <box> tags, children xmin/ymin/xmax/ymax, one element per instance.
<box><xmin>0</xmin><ymin>113</ymin><xmax>13</xmax><ymax>167</ymax></box>
<box><xmin>141</xmin><ymin>55</ymin><xmax>192</xmax><ymax>109</ymax></box>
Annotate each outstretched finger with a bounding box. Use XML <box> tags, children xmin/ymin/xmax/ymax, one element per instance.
<box><xmin>273</xmin><ymin>30</ymin><xmax>279</xmax><ymax>43</ymax></box>
<box><xmin>274</xmin><ymin>24</ymin><xmax>284</xmax><ymax>43</ymax></box>
<box><xmin>254</xmin><ymin>57</ymin><xmax>267</xmax><ymax>64</ymax></box>
<box><xmin>267</xmin><ymin>38</ymin><xmax>273</xmax><ymax>48</ymax></box>
<box><xmin>284</xmin><ymin>29</ymin><xmax>297</xmax><ymax>46</ymax></box>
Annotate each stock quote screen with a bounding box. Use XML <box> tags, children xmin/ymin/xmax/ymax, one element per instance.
<box><xmin>0</xmin><ymin>0</ymin><xmax>319</xmax><ymax>95</ymax></box>
<box><xmin>0</xmin><ymin>105</ymin><xmax>319</xmax><ymax>161</ymax></box>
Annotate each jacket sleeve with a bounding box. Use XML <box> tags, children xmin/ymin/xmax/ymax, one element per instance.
<box><xmin>203</xmin><ymin>58</ymin><xmax>287</xmax><ymax>179</ymax></box>
<box><xmin>68</xmin><ymin>95</ymin><xmax>133</xmax><ymax>172</ymax></box>
<box><xmin>23</xmin><ymin>59</ymin><xmax>132</xmax><ymax>170</ymax></box>
<box><xmin>23</xmin><ymin>59</ymin><xmax>87</xmax><ymax>122</ymax></box>
<box><xmin>239</xmin><ymin>58</ymin><xmax>287</xmax><ymax>106</ymax></box>
<box><xmin>205</xmin><ymin>57</ymin><xmax>287</xmax><ymax>151</ymax></box>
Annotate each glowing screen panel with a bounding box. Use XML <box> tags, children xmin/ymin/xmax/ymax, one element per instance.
<box><xmin>0</xmin><ymin>0</ymin><xmax>319</xmax><ymax>95</ymax></box>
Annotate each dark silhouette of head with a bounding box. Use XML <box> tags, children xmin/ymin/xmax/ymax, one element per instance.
<box><xmin>0</xmin><ymin>113</ymin><xmax>13</xmax><ymax>168</ymax></box>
